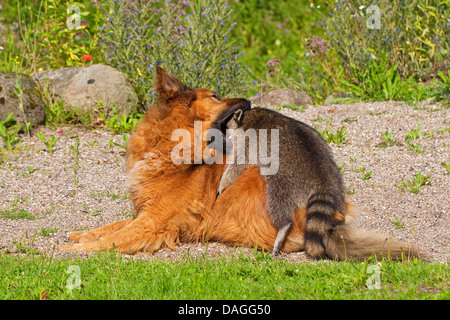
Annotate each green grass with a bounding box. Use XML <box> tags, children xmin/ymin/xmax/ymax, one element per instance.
<box><xmin>0</xmin><ymin>251</ymin><xmax>447</xmax><ymax>300</ymax></box>
<box><xmin>401</xmin><ymin>172</ymin><xmax>432</xmax><ymax>194</ymax></box>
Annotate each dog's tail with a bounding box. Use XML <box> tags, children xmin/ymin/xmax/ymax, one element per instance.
<box><xmin>324</xmin><ymin>224</ymin><xmax>422</xmax><ymax>261</ymax></box>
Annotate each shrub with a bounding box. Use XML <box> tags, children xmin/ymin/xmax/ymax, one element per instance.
<box><xmin>319</xmin><ymin>0</ymin><xmax>450</xmax><ymax>82</ymax></box>
<box><xmin>0</xmin><ymin>0</ymin><xmax>101</xmax><ymax>73</ymax></box>
<box><xmin>99</xmin><ymin>0</ymin><xmax>248</xmax><ymax>106</ymax></box>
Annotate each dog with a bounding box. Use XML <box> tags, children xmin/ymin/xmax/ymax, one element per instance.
<box><xmin>59</xmin><ymin>67</ymin><xmax>421</xmax><ymax>260</ymax></box>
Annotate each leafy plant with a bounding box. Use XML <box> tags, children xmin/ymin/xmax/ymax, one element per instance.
<box><xmin>112</xmin><ymin>134</ymin><xmax>130</xmax><ymax>151</ymax></box>
<box><xmin>361</xmin><ymin>170</ymin><xmax>373</xmax><ymax>181</ymax></box>
<box><xmin>437</xmin><ymin>69</ymin><xmax>450</xmax><ymax>104</ymax></box>
<box><xmin>441</xmin><ymin>162</ymin><xmax>450</xmax><ymax>174</ymax></box>
<box><xmin>376</xmin><ymin>131</ymin><xmax>402</xmax><ymax>149</ymax></box>
<box><xmin>317</xmin><ymin>125</ymin><xmax>348</xmax><ymax>146</ymax></box>
<box><xmin>102</xmin><ymin>111</ymin><xmax>143</xmax><ymax>134</ymax></box>
<box><xmin>391</xmin><ymin>216</ymin><xmax>405</xmax><ymax>229</ymax></box>
<box><xmin>401</xmin><ymin>172</ymin><xmax>432</xmax><ymax>194</ymax></box>
<box><xmin>405</xmin><ymin>124</ymin><xmax>423</xmax><ymax>141</ymax></box>
<box><xmin>0</xmin><ymin>112</ymin><xmax>22</xmax><ymax>152</ymax></box>
<box><xmin>406</xmin><ymin>141</ymin><xmax>426</xmax><ymax>154</ymax></box>
<box><xmin>36</xmin><ymin>132</ymin><xmax>60</xmax><ymax>154</ymax></box>
<box><xmin>99</xmin><ymin>0</ymin><xmax>248</xmax><ymax>105</ymax></box>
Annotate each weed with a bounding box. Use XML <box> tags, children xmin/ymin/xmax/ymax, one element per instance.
<box><xmin>37</xmin><ymin>227</ymin><xmax>58</xmax><ymax>237</ymax></box>
<box><xmin>36</xmin><ymin>132</ymin><xmax>60</xmax><ymax>154</ymax></box>
<box><xmin>112</xmin><ymin>134</ymin><xmax>130</xmax><ymax>151</ymax></box>
<box><xmin>102</xmin><ymin>112</ymin><xmax>143</xmax><ymax>134</ymax></box>
<box><xmin>343</xmin><ymin>117</ymin><xmax>357</xmax><ymax>123</ymax></box>
<box><xmin>317</xmin><ymin>125</ymin><xmax>347</xmax><ymax>146</ymax></box>
<box><xmin>100</xmin><ymin>0</ymin><xmax>247</xmax><ymax>105</ymax></box>
<box><xmin>405</xmin><ymin>124</ymin><xmax>423</xmax><ymax>141</ymax></box>
<box><xmin>278</xmin><ymin>104</ymin><xmax>307</xmax><ymax>112</ymax></box>
<box><xmin>391</xmin><ymin>216</ymin><xmax>406</xmax><ymax>229</ymax></box>
<box><xmin>401</xmin><ymin>172</ymin><xmax>431</xmax><ymax>194</ymax></box>
<box><xmin>441</xmin><ymin>162</ymin><xmax>450</xmax><ymax>174</ymax></box>
<box><xmin>0</xmin><ymin>112</ymin><xmax>21</xmax><ymax>152</ymax></box>
<box><xmin>437</xmin><ymin>69</ymin><xmax>450</xmax><ymax>104</ymax></box>
<box><xmin>0</xmin><ymin>208</ymin><xmax>36</xmax><ymax>220</ymax></box>
<box><xmin>81</xmin><ymin>206</ymin><xmax>101</xmax><ymax>217</ymax></box>
<box><xmin>406</xmin><ymin>141</ymin><xmax>426</xmax><ymax>154</ymax></box>
<box><xmin>376</xmin><ymin>131</ymin><xmax>402</xmax><ymax>149</ymax></box>
<box><xmin>361</xmin><ymin>171</ymin><xmax>373</xmax><ymax>181</ymax></box>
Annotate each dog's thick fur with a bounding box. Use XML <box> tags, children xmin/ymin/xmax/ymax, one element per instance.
<box><xmin>59</xmin><ymin>67</ymin><xmax>421</xmax><ymax>260</ymax></box>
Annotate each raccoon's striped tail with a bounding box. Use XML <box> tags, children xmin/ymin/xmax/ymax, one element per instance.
<box><xmin>303</xmin><ymin>195</ymin><xmax>422</xmax><ymax>261</ymax></box>
<box><xmin>323</xmin><ymin>224</ymin><xmax>422</xmax><ymax>261</ymax></box>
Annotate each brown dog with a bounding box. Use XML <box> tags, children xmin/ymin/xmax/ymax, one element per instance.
<box><xmin>59</xmin><ymin>67</ymin><xmax>420</xmax><ymax>260</ymax></box>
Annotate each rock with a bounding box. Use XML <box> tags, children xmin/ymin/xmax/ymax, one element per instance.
<box><xmin>249</xmin><ymin>88</ymin><xmax>313</xmax><ymax>108</ymax></box>
<box><xmin>0</xmin><ymin>72</ymin><xmax>45</xmax><ymax>125</ymax></box>
<box><xmin>35</xmin><ymin>64</ymin><xmax>140</xmax><ymax>117</ymax></box>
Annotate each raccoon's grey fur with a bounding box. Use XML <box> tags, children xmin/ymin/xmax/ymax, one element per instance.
<box><xmin>218</xmin><ymin>107</ymin><xmax>421</xmax><ymax>260</ymax></box>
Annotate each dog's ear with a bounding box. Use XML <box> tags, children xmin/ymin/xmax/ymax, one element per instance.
<box><xmin>155</xmin><ymin>66</ymin><xmax>191</xmax><ymax>101</ymax></box>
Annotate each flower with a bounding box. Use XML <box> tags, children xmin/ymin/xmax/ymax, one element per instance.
<box><xmin>82</xmin><ymin>54</ymin><xmax>92</xmax><ymax>61</ymax></box>
<box><xmin>265</xmin><ymin>59</ymin><xmax>280</xmax><ymax>68</ymax></box>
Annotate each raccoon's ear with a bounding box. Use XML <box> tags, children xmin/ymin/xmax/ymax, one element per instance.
<box><xmin>154</xmin><ymin>66</ymin><xmax>192</xmax><ymax>101</ymax></box>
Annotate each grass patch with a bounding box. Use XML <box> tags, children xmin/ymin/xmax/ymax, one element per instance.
<box><xmin>401</xmin><ymin>172</ymin><xmax>432</xmax><ymax>194</ymax></box>
<box><xmin>0</xmin><ymin>208</ymin><xmax>36</xmax><ymax>220</ymax></box>
<box><xmin>0</xmin><ymin>251</ymin><xmax>447</xmax><ymax>300</ymax></box>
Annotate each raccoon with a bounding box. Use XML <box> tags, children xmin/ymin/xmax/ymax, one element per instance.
<box><xmin>217</xmin><ymin>107</ymin><xmax>346</xmax><ymax>257</ymax></box>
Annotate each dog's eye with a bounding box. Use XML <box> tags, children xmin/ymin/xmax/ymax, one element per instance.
<box><xmin>211</xmin><ymin>94</ymin><xmax>221</xmax><ymax>100</ymax></box>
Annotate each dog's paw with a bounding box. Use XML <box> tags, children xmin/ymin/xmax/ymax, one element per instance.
<box><xmin>58</xmin><ymin>243</ymin><xmax>86</xmax><ymax>252</ymax></box>
<box><xmin>69</xmin><ymin>230</ymin><xmax>99</xmax><ymax>243</ymax></box>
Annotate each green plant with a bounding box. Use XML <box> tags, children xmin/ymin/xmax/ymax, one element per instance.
<box><xmin>36</xmin><ymin>132</ymin><xmax>60</xmax><ymax>153</ymax></box>
<box><xmin>0</xmin><ymin>252</ymin><xmax>446</xmax><ymax>300</ymax></box>
<box><xmin>37</xmin><ymin>227</ymin><xmax>58</xmax><ymax>237</ymax></box>
<box><xmin>0</xmin><ymin>114</ymin><xmax>22</xmax><ymax>152</ymax></box>
<box><xmin>317</xmin><ymin>126</ymin><xmax>348</xmax><ymax>146</ymax></box>
<box><xmin>102</xmin><ymin>112</ymin><xmax>143</xmax><ymax>134</ymax></box>
<box><xmin>339</xmin><ymin>57</ymin><xmax>415</xmax><ymax>102</ymax></box>
<box><xmin>320</xmin><ymin>0</ymin><xmax>450</xmax><ymax>83</ymax></box>
<box><xmin>112</xmin><ymin>134</ymin><xmax>130</xmax><ymax>151</ymax></box>
<box><xmin>437</xmin><ymin>69</ymin><xmax>450</xmax><ymax>104</ymax></box>
<box><xmin>100</xmin><ymin>0</ymin><xmax>247</xmax><ymax>106</ymax></box>
<box><xmin>406</xmin><ymin>141</ymin><xmax>426</xmax><ymax>154</ymax></box>
<box><xmin>361</xmin><ymin>171</ymin><xmax>373</xmax><ymax>181</ymax></box>
<box><xmin>405</xmin><ymin>124</ymin><xmax>423</xmax><ymax>141</ymax></box>
<box><xmin>1</xmin><ymin>0</ymin><xmax>102</xmax><ymax>74</ymax></box>
<box><xmin>401</xmin><ymin>172</ymin><xmax>431</xmax><ymax>194</ymax></box>
<box><xmin>441</xmin><ymin>162</ymin><xmax>450</xmax><ymax>174</ymax></box>
<box><xmin>391</xmin><ymin>216</ymin><xmax>406</xmax><ymax>229</ymax></box>
<box><xmin>376</xmin><ymin>131</ymin><xmax>402</xmax><ymax>149</ymax></box>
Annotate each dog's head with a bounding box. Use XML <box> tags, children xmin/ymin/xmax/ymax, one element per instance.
<box><xmin>154</xmin><ymin>67</ymin><xmax>251</xmax><ymax>155</ymax></box>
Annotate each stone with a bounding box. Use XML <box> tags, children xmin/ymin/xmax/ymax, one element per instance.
<box><xmin>35</xmin><ymin>64</ymin><xmax>140</xmax><ymax>117</ymax></box>
<box><xmin>249</xmin><ymin>88</ymin><xmax>313</xmax><ymax>108</ymax></box>
<box><xmin>0</xmin><ymin>72</ymin><xmax>45</xmax><ymax>125</ymax></box>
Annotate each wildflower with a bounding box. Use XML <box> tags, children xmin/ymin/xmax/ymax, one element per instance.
<box><xmin>82</xmin><ymin>54</ymin><xmax>92</xmax><ymax>61</ymax></box>
<box><xmin>359</xmin><ymin>5</ymin><xmax>364</xmax><ymax>10</ymax></box>
<box><xmin>265</xmin><ymin>59</ymin><xmax>280</xmax><ymax>68</ymax></box>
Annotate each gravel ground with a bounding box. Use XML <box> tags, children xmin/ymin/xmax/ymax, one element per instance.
<box><xmin>0</xmin><ymin>101</ymin><xmax>448</xmax><ymax>263</ymax></box>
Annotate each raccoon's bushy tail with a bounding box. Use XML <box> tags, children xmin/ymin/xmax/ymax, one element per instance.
<box><xmin>323</xmin><ymin>224</ymin><xmax>422</xmax><ymax>261</ymax></box>
<box><xmin>303</xmin><ymin>194</ymin><xmax>422</xmax><ymax>261</ymax></box>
